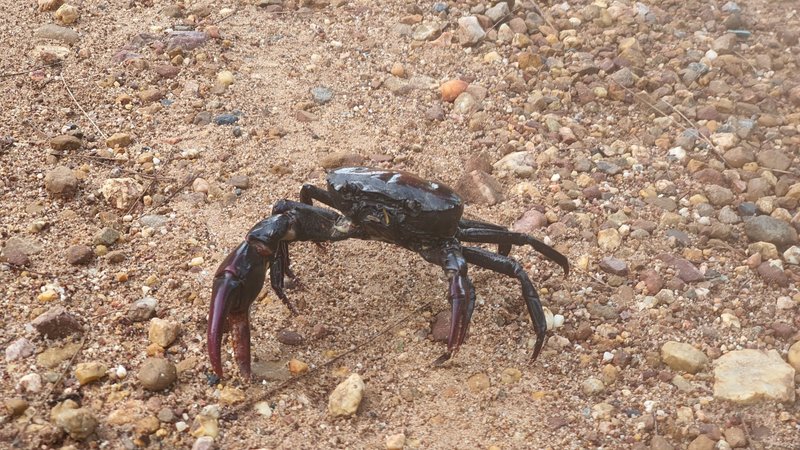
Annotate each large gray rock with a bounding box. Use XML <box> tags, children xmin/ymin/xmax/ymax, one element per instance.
<box><xmin>744</xmin><ymin>216</ymin><xmax>798</xmax><ymax>247</ymax></box>
<box><xmin>713</xmin><ymin>349</ymin><xmax>795</xmax><ymax>404</ymax></box>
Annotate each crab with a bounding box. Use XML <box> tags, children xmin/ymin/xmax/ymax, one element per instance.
<box><xmin>208</xmin><ymin>167</ymin><xmax>569</xmax><ymax>379</ymax></box>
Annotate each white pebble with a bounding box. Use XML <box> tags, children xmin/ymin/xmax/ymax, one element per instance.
<box><xmin>602</xmin><ymin>351</ymin><xmax>614</xmax><ymax>362</ymax></box>
<box><xmin>553</xmin><ymin>314</ymin><xmax>565</xmax><ymax>329</ymax></box>
<box><xmin>115</xmin><ymin>365</ymin><xmax>127</xmax><ymax>379</ymax></box>
<box><xmin>176</xmin><ymin>421</ymin><xmax>188</xmax><ymax>432</ymax></box>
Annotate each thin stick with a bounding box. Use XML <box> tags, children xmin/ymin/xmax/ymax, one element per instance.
<box><xmin>142</xmin><ymin>173</ymin><xmax>197</xmax><ymax>215</ymax></box>
<box><xmin>222</xmin><ymin>300</ymin><xmax>433</xmax><ymax>420</ymax></box>
<box><xmin>0</xmin><ymin>61</ymin><xmax>62</xmax><ymax>79</ymax></box>
<box><xmin>60</xmin><ymin>73</ymin><xmax>108</xmax><ymax>140</ymax></box>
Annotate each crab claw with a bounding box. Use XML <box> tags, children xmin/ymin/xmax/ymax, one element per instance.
<box><xmin>208</xmin><ymin>242</ymin><xmax>268</xmax><ymax>380</ymax></box>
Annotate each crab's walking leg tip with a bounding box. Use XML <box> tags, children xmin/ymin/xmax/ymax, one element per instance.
<box><xmin>432</xmin><ymin>352</ymin><xmax>452</xmax><ymax>367</ymax></box>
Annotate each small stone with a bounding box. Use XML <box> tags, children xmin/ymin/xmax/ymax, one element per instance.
<box><xmin>193</xmin><ymin>436</ymin><xmax>216</xmax><ymax>450</ymax></box>
<box><xmin>486</xmin><ymin>2</ymin><xmax>510</xmax><ymax>23</ymax></box>
<box><xmin>311</xmin><ymin>86</ymin><xmax>333</xmax><ymax>104</ymax></box>
<box><xmin>581</xmin><ymin>377</ymin><xmax>605</xmax><ymax>395</ymax></box>
<box><xmin>512</xmin><ymin>209</ymin><xmax>547</xmax><ymax>233</ymax></box>
<box><xmin>599</xmin><ymin>257</ymin><xmax>628</xmax><ymax>276</ymax></box>
<box><xmin>66</xmin><ymin>244</ymin><xmax>93</xmax><ymax>265</ymax></box>
<box><xmin>744</xmin><ymin>216</ymin><xmax>798</xmax><ymax>247</ymax></box>
<box><xmin>650</xmin><ymin>435</ymin><xmax>675</xmax><ymax>450</ymax></box>
<box><xmin>661</xmin><ymin>341</ymin><xmax>708</xmax><ymax>373</ymax></box>
<box><xmin>106</xmin><ymin>132</ymin><xmax>132</xmax><ymax>148</ymax></box>
<box><xmin>35</xmin><ymin>24</ymin><xmax>79</xmax><ymax>44</ymax></box>
<box><xmin>192</xmin><ymin>177</ymin><xmax>210</xmax><ymax>194</ymax></box>
<box><xmin>493</xmin><ymin>151</ymin><xmax>536</xmax><ymax>177</ymax></box>
<box><xmin>214</xmin><ymin>113</ymin><xmax>238</xmax><ymax>125</ymax></box>
<box><xmin>724</xmin><ymin>427</ymin><xmax>747</xmax><ymax>448</ymax></box>
<box><xmin>38</xmin><ymin>0</ymin><xmax>63</xmax><ymax>12</ymax></box>
<box><xmin>51</xmin><ymin>401</ymin><xmax>98</xmax><ymax>441</ymax></box>
<box><xmin>190</xmin><ymin>414</ymin><xmax>219</xmax><ymax>438</ymax></box>
<box><xmin>500</xmin><ymin>368</ymin><xmax>522</xmax><ymax>384</ymax></box>
<box><xmin>101</xmin><ymin>178</ymin><xmax>143</xmax><ymax>210</ymax></box>
<box><xmin>165</xmin><ymin>30</ymin><xmax>209</xmax><ymax>53</ymax></box>
<box><xmin>50</xmin><ymin>134</ymin><xmax>81</xmax><ymax>151</ymax></box>
<box><xmin>136</xmin><ymin>416</ymin><xmax>161</xmax><ymax>434</ymax></box>
<box><xmin>227</xmin><ymin>174</ymin><xmax>250</xmax><ymax>189</ymax></box>
<box><xmin>94</xmin><ymin>227</ymin><xmax>120</xmax><ymax>246</ymax></box>
<box><xmin>154</xmin><ymin>64</ymin><xmax>180</xmax><ymax>78</ymax></box>
<box><xmin>688</xmin><ymin>435</ymin><xmax>715</xmax><ymax>450</ymax></box>
<box><xmin>139</xmin><ymin>89</ymin><xmax>164</xmax><ymax>103</ymax></box>
<box><xmin>31</xmin><ymin>306</ymin><xmax>83</xmax><ymax>339</ymax></box>
<box><xmin>149</xmin><ymin>318</ymin><xmax>180</xmax><ymax>347</ymax></box>
<box><xmin>44</xmin><ymin>166</ymin><xmax>78</xmax><ymax>197</ymax></box>
<box><xmin>5</xmin><ymin>398</ymin><xmax>29</xmax><ymax>417</ymax></box>
<box><xmin>217</xmin><ymin>70</ymin><xmax>235</xmax><ymax>86</ymax></box>
<box><xmin>787</xmin><ymin>341</ymin><xmax>800</xmax><ymax>371</ymax></box>
<box><xmin>713</xmin><ymin>349</ymin><xmax>795</xmax><ymax>403</ymax></box>
<box><xmin>467</xmin><ymin>373</ymin><xmax>491</xmax><ymax>392</ymax></box>
<box><xmin>455</xmin><ymin>170</ymin><xmax>503</xmax><ymax>205</ymax></box>
<box><xmin>457</xmin><ymin>16</ymin><xmax>486</xmax><ymax>46</ymax></box>
<box><xmin>75</xmin><ymin>362</ymin><xmax>107</xmax><ymax>385</ymax></box>
<box><xmin>37</xmin><ymin>342</ymin><xmax>80</xmax><ymax>368</ymax></box>
<box><xmin>452</xmin><ymin>92</ymin><xmax>478</xmax><ymax>115</ymax></box>
<box><xmin>6</xmin><ymin>338</ymin><xmax>35</xmax><ymax>361</ymax></box>
<box><xmin>328</xmin><ymin>373</ymin><xmax>365</xmax><ymax>417</ymax></box>
<box><xmin>319</xmin><ymin>152</ymin><xmax>364</xmax><ymax>169</ymax></box>
<box><xmin>412</xmin><ymin>22</ymin><xmax>442</xmax><ymax>41</ymax></box>
<box><xmin>597</xmin><ymin>228</ymin><xmax>621</xmax><ymax>252</ymax></box>
<box><xmin>138</xmin><ymin>357</ymin><xmax>177</xmax><ymax>391</ymax></box>
<box><xmin>17</xmin><ymin>373</ymin><xmax>42</xmax><ymax>393</ymax></box>
<box><xmin>288</xmin><ymin>358</ymin><xmax>309</xmax><ymax>375</ymax></box>
<box><xmin>440</xmin><ymin>79</ymin><xmax>468</xmax><ymax>102</ymax></box>
<box><xmin>276</xmin><ymin>329</ymin><xmax>304</xmax><ymax>346</ymax></box>
<box><xmin>254</xmin><ymin>401</ymin><xmax>273</xmax><ymax>418</ymax></box>
<box><xmin>219</xmin><ymin>386</ymin><xmax>245</xmax><ymax>405</ymax></box>
<box><xmin>757</xmin><ymin>149</ymin><xmax>792</xmax><ymax>171</ymax></box>
<box><xmin>386</xmin><ymin>433</ymin><xmax>406</xmax><ymax>450</ymax></box>
<box><xmin>757</xmin><ymin>262</ymin><xmax>789</xmax><ymax>287</ymax></box>
<box><xmin>158</xmin><ymin>407</ymin><xmax>176</xmax><ymax>422</ymax></box>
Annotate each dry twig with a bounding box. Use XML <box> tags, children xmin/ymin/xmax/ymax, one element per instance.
<box><xmin>60</xmin><ymin>72</ymin><xmax>108</xmax><ymax>140</ymax></box>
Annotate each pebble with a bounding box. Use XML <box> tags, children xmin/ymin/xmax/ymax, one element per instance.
<box><xmin>219</xmin><ymin>386</ymin><xmax>245</xmax><ymax>405</ymax></box>
<box><xmin>35</xmin><ymin>24</ymin><xmax>79</xmax><ymax>44</ymax></box>
<box><xmin>412</xmin><ymin>22</ymin><xmax>442</xmax><ymax>41</ymax></box>
<box><xmin>51</xmin><ymin>400</ymin><xmax>98</xmax><ymax>440</ymax></box>
<box><xmin>192</xmin><ymin>436</ymin><xmax>216</xmax><ymax>450</ymax></box>
<box><xmin>328</xmin><ymin>373</ymin><xmax>365</xmax><ymax>417</ymax></box>
<box><xmin>254</xmin><ymin>401</ymin><xmax>273</xmax><ymax>418</ymax></box>
<box><xmin>319</xmin><ymin>152</ymin><xmax>364</xmax><ymax>169</ymax></box>
<box><xmin>49</xmin><ymin>134</ymin><xmax>81</xmax><ymax>151</ymax></box>
<box><xmin>713</xmin><ymin>349</ymin><xmax>795</xmax><ymax>403</ymax></box>
<box><xmin>227</xmin><ymin>174</ymin><xmax>250</xmax><ymax>189</ymax></box>
<box><xmin>688</xmin><ymin>435</ymin><xmax>715</xmax><ymax>450</ymax></box>
<box><xmin>213</xmin><ymin>113</ymin><xmax>238</xmax><ymax>125</ymax></box>
<box><xmin>128</xmin><ymin>297</ymin><xmax>157</xmax><ymax>322</ymax></box>
<box><xmin>101</xmin><ymin>178</ymin><xmax>143</xmax><ymax>210</ymax></box>
<box><xmin>724</xmin><ymin>427</ymin><xmax>747</xmax><ymax>448</ymax></box>
<box><xmin>37</xmin><ymin>342</ymin><xmax>81</xmax><ymax>368</ymax></box>
<box><xmin>190</xmin><ymin>414</ymin><xmax>219</xmax><ymax>438</ymax></box>
<box><xmin>44</xmin><ymin>166</ymin><xmax>78</xmax><ymax>196</ymax></box>
<box><xmin>149</xmin><ymin>318</ymin><xmax>180</xmax><ymax>347</ymax></box>
<box><xmin>493</xmin><ymin>151</ymin><xmax>536</xmax><ymax>177</ymax></box>
<box><xmin>106</xmin><ymin>132</ymin><xmax>132</xmax><ymax>148</ymax></box>
<box><xmin>500</xmin><ymin>368</ymin><xmax>522</xmax><ymax>384</ymax></box>
<box><xmin>457</xmin><ymin>16</ymin><xmax>485</xmax><ymax>46</ymax></box>
<box><xmin>288</xmin><ymin>358</ymin><xmax>309</xmax><ymax>375</ymax></box>
<box><xmin>139</xmin><ymin>89</ymin><xmax>164</xmax><ymax>103</ymax></box>
<box><xmin>440</xmin><ymin>79</ymin><xmax>468</xmax><ymax>102</ymax></box>
<box><xmin>485</xmin><ymin>2</ymin><xmax>510</xmax><ymax>23</ymax></box>
<box><xmin>138</xmin><ymin>357</ymin><xmax>177</xmax><ymax>391</ymax></box>
<box><xmin>17</xmin><ymin>373</ymin><xmax>42</xmax><ymax>393</ymax></box>
<box><xmin>2</xmin><ymin>236</ymin><xmax>40</xmax><ymax>265</ymax></box>
<box><xmin>276</xmin><ymin>329</ymin><xmax>304</xmax><ymax>346</ymax></box>
<box><xmin>512</xmin><ymin>209</ymin><xmax>548</xmax><ymax>232</ymax></box>
<box><xmin>217</xmin><ymin>70</ymin><xmax>234</xmax><ymax>86</ymax></box>
<box><xmin>650</xmin><ymin>436</ymin><xmax>675</xmax><ymax>450</ymax></box>
<box><xmin>788</xmin><ymin>341</ymin><xmax>800</xmax><ymax>371</ymax></box>
<box><xmin>94</xmin><ymin>227</ymin><xmax>120</xmax><ymax>246</ymax></box>
<box><xmin>158</xmin><ymin>407</ymin><xmax>176</xmax><ymax>423</ymax></box>
<box><xmin>599</xmin><ymin>257</ymin><xmax>628</xmax><ymax>276</ymax></box>
<box><xmin>386</xmin><ymin>433</ymin><xmax>406</xmax><ymax>450</ymax></box>
<box><xmin>75</xmin><ymin>362</ymin><xmax>107</xmax><ymax>385</ymax></box>
<box><xmin>5</xmin><ymin>398</ymin><xmax>29</xmax><ymax>417</ymax></box>
<box><xmin>757</xmin><ymin>262</ymin><xmax>788</xmax><ymax>287</ymax></box>
<box><xmin>31</xmin><ymin>306</ymin><xmax>83</xmax><ymax>339</ymax></box>
<box><xmin>311</xmin><ymin>86</ymin><xmax>333</xmax><ymax>104</ymax></box>
<box><xmin>192</xmin><ymin>177</ymin><xmax>210</xmax><ymax>194</ymax></box>
<box><xmin>581</xmin><ymin>377</ymin><xmax>605</xmax><ymax>395</ymax></box>
<box><xmin>66</xmin><ymin>244</ymin><xmax>93</xmax><ymax>265</ymax></box>
<box><xmin>467</xmin><ymin>373</ymin><xmax>491</xmax><ymax>392</ymax></box>
<box><xmin>597</xmin><ymin>228</ymin><xmax>621</xmax><ymax>252</ymax></box>
<box><xmin>454</xmin><ymin>170</ymin><xmax>504</xmax><ymax>205</ymax></box>
<box><xmin>5</xmin><ymin>337</ymin><xmax>35</xmax><ymax>361</ymax></box>
<box><xmin>744</xmin><ymin>216</ymin><xmax>798</xmax><ymax>247</ymax></box>
<box><xmin>166</xmin><ymin>31</ymin><xmax>208</xmax><ymax>52</ymax></box>
<box><xmin>661</xmin><ymin>341</ymin><xmax>708</xmax><ymax>373</ymax></box>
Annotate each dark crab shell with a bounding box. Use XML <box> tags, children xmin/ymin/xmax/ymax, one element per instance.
<box><xmin>326</xmin><ymin>167</ymin><xmax>464</xmax><ymax>239</ymax></box>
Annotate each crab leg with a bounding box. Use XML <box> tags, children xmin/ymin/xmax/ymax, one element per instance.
<box><xmin>462</xmin><ymin>246</ymin><xmax>548</xmax><ymax>360</ymax></box>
